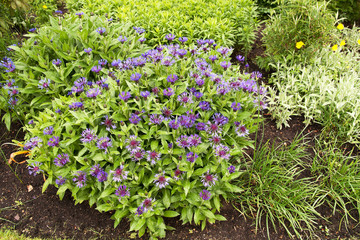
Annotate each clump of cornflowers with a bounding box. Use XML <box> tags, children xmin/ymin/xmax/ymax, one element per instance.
<box><xmin>154</xmin><ymin>171</ymin><xmax>169</xmax><ymax>189</ymax></box>
<box><xmin>73</xmin><ymin>171</ymin><xmax>87</xmax><ymax>188</ymax></box>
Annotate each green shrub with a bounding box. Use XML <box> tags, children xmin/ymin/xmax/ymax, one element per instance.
<box><xmin>325</xmin><ymin>0</ymin><xmax>360</xmax><ymax>22</ymax></box>
<box><xmin>8</xmin><ymin>13</ymin><xmax>268</xmax><ymax>239</ymax></box>
<box><xmin>267</xmin><ymin>26</ymin><xmax>360</xmax><ymax>144</ymax></box>
<box><xmin>65</xmin><ymin>0</ymin><xmax>259</xmax><ymax>54</ymax></box>
<box><xmin>28</xmin><ymin>0</ymin><xmax>63</xmax><ymax>24</ymax></box>
<box><xmin>258</xmin><ymin>0</ymin><xmax>339</xmax><ymax>70</ymax></box>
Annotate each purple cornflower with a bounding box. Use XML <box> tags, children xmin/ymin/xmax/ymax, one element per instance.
<box><xmin>7</xmin><ymin>87</ymin><xmax>18</xmax><ymax>96</ymax></box>
<box><xmin>149</xmin><ymin>114</ymin><xmax>164</xmax><ymax>125</ymax></box>
<box><xmin>138</xmin><ymin>38</ymin><xmax>146</xmax><ymax>43</ymax></box>
<box><xmin>8</xmin><ymin>97</ymin><xmax>18</xmax><ymax>108</ymax></box>
<box><xmin>119</xmin><ymin>91</ymin><xmax>131</xmax><ymax>101</ymax></box>
<box><xmin>28</xmin><ymin>162</ymin><xmax>43</xmax><ymax>176</ymax></box>
<box><xmin>102</xmin><ymin>115</ymin><xmax>116</xmax><ymax>131</ymax></box>
<box><xmin>75</xmin><ymin>12</ymin><xmax>84</xmax><ymax>18</ymax></box>
<box><xmin>173</xmin><ymin>168</ymin><xmax>183</xmax><ymax>180</ymax></box>
<box><xmin>96</xmin><ymin>27</ymin><xmax>106</xmax><ymax>35</ymax></box>
<box><xmin>179</xmin><ymin>37</ymin><xmax>188</xmax><ymax>43</ymax></box>
<box><xmin>178</xmin><ymin>115</ymin><xmax>194</xmax><ymax>128</ymax></box>
<box><xmin>130</xmin><ymin>73</ymin><xmax>142</xmax><ymax>82</ymax></box>
<box><xmin>28</xmin><ymin>120</ymin><xmax>34</xmax><ymax>125</ymax></box>
<box><xmin>195</xmin><ymin>78</ymin><xmax>205</xmax><ymax>87</ymax></box>
<box><xmin>212</xmin><ymin>113</ymin><xmax>229</xmax><ymax>126</ymax></box>
<box><xmin>245</xmin><ymin>63</ymin><xmax>249</xmax><ymax>68</ymax></box>
<box><xmin>163</xmin><ymin>87</ymin><xmax>174</xmax><ymax>97</ymax></box>
<box><xmin>165</xmin><ymin>33</ymin><xmax>176</xmax><ymax>41</ymax></box>
<box><xmin>48</xmin><ymin>136</ymin><xmax>60</xmax><ymax>147</ymax></box>
<box><xmin>73</xmin><ymin>171</ymin><xmax>87</xmax><ymax>188</ymax></box>
<box><xmin>176</xmin><ymin>135</ymin><xmax>190</xmax><ymax>148</ymax></box>
<box><xmin>154</xmin><ymin>172</ymin><xmax>169</xmax><ymax>189</ymax></box>
<box><xmin>251</xmin><ymin>71</ymin><xmax>262</xmax><ymax>79</ymax></box>
<box><xmin>167</xmin><ymin>74</ymin><xmax>178</xmax><ymax>84</ymax></box>
<box><xmin>253</xmin><ymin>98</ymin><xmax>268</xmax><ymax>110</ymax></box>
<box><xmin>52</xmin><ymin>59</ymin><xmax>62</xmax><ymax>66</ymax></box>
<box><xmin>199</xmin><ymin>190</ymin><xmax>211</xmax><ymax>200</ymax></box>
<box><xmin>118</xmin><ymin>35</ymin><xmax>127</xmax><ymax>43</ymax></box>
<box><xmin>140</xmin><ymin>198</ymin><xmax>154</xmax><ymax>213</ymax></box>
<box><xmin>81</xmin><ymin>129</ymin><xmax>97</xmax><ymax>143</ymax></box>
<box><xmin>38</xmin><ymin>78</ymin><xmax>50</xmax><ymax>91</ymax></box>
<box><xmin>84</xmin><ymin>48</ymin><xmax>92</xmax><ymax>54</ymax></box>
<box><xmin>188</xmin><ymin>134</ymin><xmax>202</xmax><ymax>147</ymax></box>
<box><xmin>28</xmin><ymin>28</ymin><xmax>37</xmax><ymax>33</ymax></box>
<box><xmin>177</xmin><ymin>92</ymin><xmax>193</xmax><ymax>106</ymax></box>
<box><xmin>177</xmin><ymin>49</ymin><xmax>187</xmax><ymax>58</ymax></box>
<box><xmin>115</xmin><ymin>185</ymin><xmax>130</xmax><ymax>200</ymax></box>
<box><xmin>196</xmin><ymin>122</ymin><xmax>206</xmax><ymax>131</ymax></box>
<box><xmin>209</xmin><ymin>55</ymin><xmax>218</xmax><ymax>62</ymax></box>
<box><xmin>74</xmin><ymin>77</ymin><xmax>87</xmax><ymax>87</ymax></box>
<box><xmin>125</xmin><ymin>135</ymin><xmax>141</xmax><ymax>152</ymax></box>
<box><xmin>43</xmin><ymin>126</ymin><xmax>54</xmax><ymax>135</ymax></box>
<box><xmin>91</xmin><ymin>65</ymin><xmax>102</xmax><ymax>74</ymax></box>
<box><xmin>231</xmin><ymin>102</ymin><xmax>242</xmax><ymax>111</ymax></box>
<box><xmin>228</xmin><ymin>165</ymin><xmax>236</xmax><ymax>174</ymax></box>
<box><xmin>55</xmin><ymin>176</ymin><xmax>66</xmax><ymax>186</ymax></box>
<box><xmin>199</xmin><ymin>101</ymin><xmax>211</xmax><ymax>111</ymax></box>
<box><xmin>236</xmin><ymin>125</ymin><xmax>249</xmax><ymax>137</ymax></box>
<box><xmin>90</xmin><ymin>164</ymin><xmax>102</xmax><ymax>177</ymax></box>
<box><xmin>236</xmin><ymin>55</ymin><xmax>245</xmax><ymax>62</ymax></box>
<box><xmin>131</xmin><ymin>149</ymin><xmax>145</xmax><ymax>161</ymax></box>
<box><xmin>168</xmin><ymin>143</ymin><xmax>173</xmax><ymax>149</ymax></box>
<box><xmin>161</xmin><ymin>56</ymin><xmax>175</xmax><ymax>66</ymax></box>
<box><xmin>111</xmin><ymin>165</ymin><xmax>128</xmax><ymax>182</ymax></box>
<box><xmin>152</xmin><ymin>87</ymin><xmax>160</xmax><ymax>95</ymax></box>
<box><xmin>69</xmin><ymin>102</ymin><xmax>84</xmax><ymax>110</ymax></box>
<box><xmin>209</xmin><ymin>135</ymin><xmax>222</xmax><ymax>146</ymax></box>
<box><xmin>205</xmin><ymin>121</ymin><xmax>222</xmax><ymax>135</ymax></box>
<box><xmin>217</xmin><ymin>47</ymin><xmax>232</xmax><ymax>57</ymax></box>
<box><xmin>86</xmin><ymin>88</ymin><xmax>101</xmax><ymax>98</ymax></box>
<box><xmin>186</xmin><ymin>152</ymin><xmax>198</xmax><ymax>163</ymax></box>
<box><xmin>135</xmin><ymin>206</ymin><xmax>145</xmax><ymax>216</ymax></box>
<box><xmin>54</xmin><ymin>153</ymin><xmax>70</xmax><ymax>167</ymax></box>
<box><xmin>55</xmin><ymin>109</ymin><xmax>61</xmax><ymax>114</ymax></box>
<box><xmin>129</xmin><ymin>113</ymin><xmax>141</xmax><ymax>125</ymax></box>
<box><xmin>214</xmin><ymin>144</ymin><xmax>230</xmax><ymax>160</ymax></box>
<box><xmin>133</xmin><ymin>27</ymin><xmax>145</xmax><ymax>35</ymax></box>
<box><xmin>140</xmin><ymin>91</ymin><xmax>150</xmax><ymax>99</ymax></box>
<box><xmin>3</xmin><ymin>79</ymin><xmax>15</xmax><ymax>89</ymax></box>
<box><xmin>23</xmin><ymin>137</ymin><xmax>42</xmax><ymax>150</ymax></box>
<box><xmin>147</xmin><ymin>151</ymin><xmax>161</xmax><ymax>165</ymax></box>
<box><xmin>201</xmin><ymin>171</ymin><xmax>218</xmax><ymax>187</ymax></box>
<box><xmin>97</xmin><ymin>137</ymin><xmax>112</xmax><ymax>153</ymax></box>
<box><xmin>98</xmin><ymin>59</ymin><xmax>108</xmax><ymax>66</ymax></box>
<box><xmin>220</xmin><ymin>61</ymin><xmax>231</xmax><ymax>70</ymax></box>
<box><xmin>169</xmin><ymin>119</ymin><xmax>179</xmax><ymax>129</ymax></box>
<box><xmin>54</xmin><ymin>10</ymin><xmax>63</xmax><ymax>14</ymax></box>
<box><xmin>161</xmin><ymin>107</ymin><xmax>173</xmax><ymax>118</ymax></box>
<box><xmin>194</xmin><ymin>92</ymin><xmax>203</xmax><ymax>99</ymax></box>
<box><xmin>97</xmin><ymin>170</ymin><xmax>108</xmax><ymax>182</ymax></box>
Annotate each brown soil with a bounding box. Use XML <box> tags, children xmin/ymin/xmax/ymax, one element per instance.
<box><xmin>1</xmin><ymin>25</ymin><xmax>360</xmax><ymax>240</ymax></box>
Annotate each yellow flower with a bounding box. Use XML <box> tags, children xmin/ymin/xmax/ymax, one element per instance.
<box><xmin>332</xmin><ymin>44</ymin><xmax>338</xmax><ymax>51</ymax></box>
<box><xmin>358</xmin><ymin>39</ymin><xmax>360</xmax><ymax>45</ymax></box>
<box><xmin>340</xmin><ymin>40</ymin><xmax>346</xmax><ymax>46</ymax></box>
<box><xmin>296</xmin><ymin>41</ymin><xmax>305</xmax><ymax>49</ymax></box>
<box><xmin>42</xmin><ymin>5</ymin><xmax>47</xmax><ymax>9</ymax></box>
<box><xmin>337</xmin><ymin>23</ymin><xmax>344</xmax><ymax>30</ymax></box>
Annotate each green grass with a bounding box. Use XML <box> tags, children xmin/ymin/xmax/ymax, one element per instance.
<box><xmin>0</xmin><ymin>227</ymin><xmax>64</xmax><ymax>240</ymax></box>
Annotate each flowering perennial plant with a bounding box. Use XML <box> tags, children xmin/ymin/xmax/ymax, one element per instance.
<box><xmin>16</xmin><ymin>13</ymin><xmax>267</xmax><ymax>239</ymax></box>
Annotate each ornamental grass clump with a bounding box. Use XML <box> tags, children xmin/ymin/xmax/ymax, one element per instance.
<box><xmin>15</xmin><ymin>13</ymin><xmax>268</xmax><ymax>239</ymax></box>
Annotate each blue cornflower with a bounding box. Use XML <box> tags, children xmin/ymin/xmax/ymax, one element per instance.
<box><xmin>81</xmin><ymin>129</ymin><xmax>97</xmax><ymax>143</ymax></box>
<box><xmin>140</xmin><ymin>91</ymin><xmax>150</xmax><ymax>99</ymax></box>
<box><xmin>84</xmin><ymin>48</ymin><xmax>92</xmax><ymax>54</ymax></box>
<box><xmin>43</xmin><ymin>126</ymin><xmax>54</xmax><ymax>135</ymax></box>
<box><xmin>161</xmin><ymin>56</ymin><xmax>175</xmax><ymax>67</ymax></box>
<box><xmin>119</xmin><ymin>91</ymin><xmax>131</xmax><ymax>101</ymax></box>
<box><xmin>209</xmin><ymin>55</ymin><xmax>218</xmax><ymax>62</ymax></box>
<box><xmin>38</xmin><ymin>78</ymin><xmax>51</xmax><ymax>91</ymax></box>
<box><xmin>138</xmin><ymin>38</ymin><xmax>146</xmax><ymax>43</ymax></box>
<box><xmin>149</xmin><ymin>114</ymin><xmax>164</xmax><ymax>125</ymax></box>
<box><xmin>228</xmin><ymin>165</ymin><xmax>236</xmax><ymax>174</ymax></box>
<box><xmin>52</xmin><ymin>59</ymin><xmax>61</xmax><ymax>66</ymax></box>
<box><xmin>48</xmin><ymin>136</ymin><xmax>60</xmax><ymax>147</ymax></box>
<box><xmin>133</xmin><ymin>27</ymin><xmax>145</xmax><ymax>35</ymax></box>
<box><xmin>28</xmin><ymin>28</ymin><xmax>37</xmax><ymax>33</ymax></box>
<box><xmin>115</xmin><ymin>185</ymin><xmax>130</xmax><ymax>201</ymax></box>
<box><xmin>54</xmin><ymin>153</ymin><xmax>70</xmax><ymax>167</ymax></box>
<box><xmin>186</xmin><ymin>152</ymin><xmax>198</xmax><ymax>163</ymax></box>
<box><xmin>199</xmin><ymin>101</ymin><xmax>211</xmax><ymax>111</ymax></box>
<box><xmin>98</xmin><ymin>59</ymin><xmax>107</xmax><ymax>66</ymax></box>
<box><xmin>220</xmin><ymin>61</ymin><xmax>231</xmax><ymax>70</ymax></box>
<box><xmin>28</xmin><ymin>162</ymin><xmax>43</xmax><ymax>176</ymax></box>
<box><xmin>231</xmin><ymin>102</ymin><xmax>242</xmax><ymax>111</ymax></box>
<box><xmin>199</xmin><ymin>190</ymin><xmax>211</xmax><ymax>200</ymax></box>
<box><xmin>130</xmin><ymin>73</ymin><xmax>142</xmax><ymax>82</ymax></box>
<box><xmin>55</xmin><ymin>176</ymin><xmax>66</xmax><ymax>185</ymax></box>
<box><xmin>96</xmin><ymin>27</ymin><xmax>106</xmax><ymax>35</ymax></box>
<box><xmin>101</xmin><ymin>115</ymin><xmax>116</xmax><ymax>131</ymax></box>
<box><xmin>97</xmin><ymin>137</ymin><xmax>112</xmax><ymax>153</ymax></box>
<box><xmin>163</xmin><ymin>88</ymin><xmax>174</xmax><ymax>97</ymax></box>
<box><xmin>178</xmin><ymin>37</ymin><xmax>188</xmax><ymax>43</ymax></box>
<box><xmin>8</xmin><ymin>97</ymin><xmax>18</xmax><ymax>108</ymax></box>
<box><xmin>167</xmin><ymin>74</ymin><xmax>178</xmax><ymax>84</ymax></box>
<box><xmin>177</xmin><ymin>49</ymin><xmax>187</xmax><ymax>58</ymax></box>
<box><xmin>129</xmin><ymin>113</ymin><xmax>141</xmax><ymax>125</ymax></box>
<box><xmin>75</xmin><ymin>12</ymin><xmax>84</xmax><ymax>18</ymax></box>
<box><xmin>91</xmin><ymin>65</ymin><xmax>102</xmax><ymax>74</ymax></box>
<box><xmin>165</xmin><ymin>33</ymin><xmax>176</xmax><ymax>41</ymax></box>
<box><xmin>236</xmin><ymin>55</ymin><xmax>245</xmax><ymax>62</ymax></box>
<box><xmin>194</xmin><ymin>92</ymin><xmax>203</xmax><ymax>99</ymax></box>
<box><xmin>118</xmin><ymin>35</ymin><xmax>127</xmax><ymax>43</ymax></box>
<box><xmin>73</xmin><ymin>171</ymin><xmax>87</xmax><ymax>188</ymax></box>
<box><xmin>86</xmin><ymin>88</ymin><xmax>101</xmax><ymax>98</ymax></box>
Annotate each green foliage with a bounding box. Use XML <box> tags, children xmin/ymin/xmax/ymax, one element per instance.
<box><xmin>65</xmin><ymin>0</ymin><xmax>259</xmax><ymax>54</ymax></box>
<box><xmin>233</xmin><ymin>136</ymin><xmax>325</xmax><ymax>239</ymax></box>
<box><xmin>0</xmin><ymin>0</ymin><xmax>29</xmax><ymax>36</ymax></box>
<box><xmin>311</xmin><ymin>139</ymin><xmax>360</xmax><ymax>226</ymax></box>
<box><xmin>15</xmin><ymin>13</ymin><xmax>267</xmax><ymax>239</ymax></box>
<box><xmin>28</xmin><ymin>0</ymin><xmax>62</xmax><ymax>24</ymax></box>
<box><xmin>267</xmin><ymin>26</ymin><xmax>360</xmax><ymax>144</ymax></box>
<box><xmin>325</xmin><ymin>0</ymin><xmax>360</xmax><ymax>22</ymax></box>
<box><xmin>259</xmin><ymin>0</ymin><xmax>339</xmax><ymax>69</ymax></box>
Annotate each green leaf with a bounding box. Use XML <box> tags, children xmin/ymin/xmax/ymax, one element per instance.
<box><xmin>151</xmin><ymin>140</ymin><xmax>159</xmax><ymax>151</ymax></box>
<box><xmin>163</xmin><ymin>210</ymin><xmax>179</xmax><ymax>218</ymax></box>
<box><xmin>57</xmin><ymin>184</ymin><xmax>68</xmax><ymax>200</ymax></box>
<box><xmin>215</xmin><ymin>214</ymin><xmax>227</xmax><ymax>221</ymax></box>
<box><xmin>130</xmin><ymin>218</ymin><xmax>146</xmax><ymax>231</ymax></box>
<box><xmin>96</xmin><ymin>204</ymin><xmax>112</xmax><ymax>212</ymax></box>
<box><xmin>195</xmin><ymin>143</ymin><xmax>210</xmax><ymax>153</ymax></box>
<box><xmin>201</xmin><ymin>209</ymin><xmax>215</xmax><ymax>219</ymax></box>
<box><xmin>163</xmin><ymin>189</ymin><xmax>171</xmax><ymax>208</ymax></box>
<box><xmin>213</xmin><ymin>196</ymin><xmax>221</xmax><ymax>212</ymax></box>
<box><xmin>225</xmin><ymin>182</ymin><xmax>243</xmax><ymax>193</ymax></box>
<box><xmin>42</xmin><ymin>176</ymin><xmax>52</xmax><ymax>193</ymax></box>
<box><xmin>184</xmin><ymin>180</ymin><xmax>191</xmax><ymax>196</ymax></box>
<box><xmin>99</xmin><ymin>188</ymin><xmax>113</xmax><ymax>199</ymax></box>
<box><xmin>194</xmin><ymin>208</ymin><xmax>201</xmax><ymax>224</ymax></box>
<box><xmin>2</xmin><ymin>113</ymin><xmax>11</xmax><ymax>131</ymax></box>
